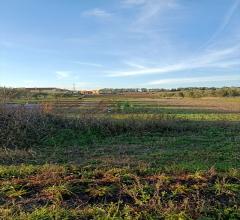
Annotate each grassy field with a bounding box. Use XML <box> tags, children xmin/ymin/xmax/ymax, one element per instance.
<box><xmin>1</xmin><ymin>95</ymin><xmax>240</xmax><ymax>219</ymax></box>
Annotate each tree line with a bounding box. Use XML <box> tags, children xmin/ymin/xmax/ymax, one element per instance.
<box><xmin>0</xmin><ymin>87</ymin><xmax>240</xmax><ymax>102</ymax></box>
<box><xmin>99</xmin><ymin>87</ymin><xmax>240</xmax><ymax>97</ymax></box>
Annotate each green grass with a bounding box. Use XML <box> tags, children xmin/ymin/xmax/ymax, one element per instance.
<box><xmin>109</xmin><ymin>112</ymin><xmax>240</xmax><ymax>121</ymax></box>
<box><xmin>0</xmin><ymin>164</ymin><xmax>239</xmax><ymax>219</ymax></box>
<box><xmin>1</xmin><ymin>95</ymin><xmax>240</xmax><ymax>219</ymax></box>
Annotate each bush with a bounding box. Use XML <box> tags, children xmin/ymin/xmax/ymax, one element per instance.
<box><xmin>0</xmin><ymin>106</ymin><xmax>56</xmax><ymax>149</ymax></box>
<box><xmin>0</xmin><ymin>105</ymin><xmax>184</xmax><ymax>149</ymax></box>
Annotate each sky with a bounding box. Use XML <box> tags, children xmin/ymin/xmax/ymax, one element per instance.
<box><xmin>0</xmin><ymin>0</ymin><xmax>240</xmax><ymax>89</ymax></box>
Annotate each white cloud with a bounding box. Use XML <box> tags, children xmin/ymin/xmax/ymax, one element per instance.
<box><xmin>124</xmin><ymin>61</ymin><xmax>146</xmax><ymax>69</ymax></box>
<box><xmin>82</xmin><ymin>8</ymin><xmax>111</xmax><ymax>17</ymax></box>
<box><xmin>148</xmin><ymin>75</ymin><xmax>240</xmax><ymax>85</ymax></box>
<box><xmin>107</xmin><ymin>63</ymin><xmax>184</xmax><ymax>77</ymax></box>
<box><xmin>107</xmin><ymin>45</ymin><xmax>240</xmax><ymax>77</ymax></box>
<box><xmin>56</xmin><ymin>71</ymin><xmax>71</xmax><ymax>79</ymax></box>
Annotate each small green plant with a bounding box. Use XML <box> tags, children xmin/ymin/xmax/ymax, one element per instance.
<box><xmin>43</xmin><ymin>184</ymin><xmax>72</xmax><ymax>204</ymax></box>
<box><xmin>0</xmin><ymin>183</ymin><xmax>27</xmax><ymax>202</ymax></box>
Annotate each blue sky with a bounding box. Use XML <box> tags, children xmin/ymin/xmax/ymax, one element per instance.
<box><xmin>0</xmin><ymin>0</ymin><xmax>240</xmax><ymax>89</ymax></box>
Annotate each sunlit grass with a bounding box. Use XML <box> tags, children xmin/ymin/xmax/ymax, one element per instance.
<box><xmin>110</xmin><ymin>113</ymin><xmax>240</xmax><ymax>121</ymax></box>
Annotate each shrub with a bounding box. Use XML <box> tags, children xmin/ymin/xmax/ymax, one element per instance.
<box><xmin>0</xmin><ymin>106</ymin><xmax>56</xmax><ymax>149</ymax></box>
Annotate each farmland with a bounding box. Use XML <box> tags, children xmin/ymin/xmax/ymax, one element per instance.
<box><xmin>1</xmin><ymin>93</ymin><xmax>240</xmax><ymax>219</ymax></box>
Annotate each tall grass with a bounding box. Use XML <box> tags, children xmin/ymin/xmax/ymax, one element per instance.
<box><xmin>0</xmin><ymin>105</ymin><xmax>55</xmax><ymax>149</ymax></box>
<box><xmin>1</xmin><ymin>105</ymin><xmax>238</xmax><ymax>150</ymax></box>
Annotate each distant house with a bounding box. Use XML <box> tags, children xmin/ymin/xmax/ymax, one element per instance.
<box><xmin>25</xmin><ymin>88</ymin><xmax>70</xmax><ymax>94</ymax></box>
<box><xmin>92</xmin><ymin>90</ymin><xmax>99</xmax><ymax>95</ymax></box>
<box><xmin>80</xmin><ymin>90</ymin><xmax>99</xmax><ymax>95</ymax></box>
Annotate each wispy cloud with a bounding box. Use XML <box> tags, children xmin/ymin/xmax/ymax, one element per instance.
<box><xmin>56</xmin><ymin>71</ymin><xmax>71</xmax><ymax>79</ymax></box>
<box><xmin>148</xmin><ymin>75</ymin><xmax>240</xmax><ymax>85</ymax></box>
<box><xmin>201</xmin><ymin>0</ymin><xmax>240</xmax><ymax>49</ymax></box>
<box><xmin>218</xmin><ymin>0</ymin><xmax>239</xmax><ymax>32</ymax></box>
<box><xmin>107</xmin><ymin>45</ymin><xmax>240</xmax><ymax>77</ymax></box>
<box><xmin>108</xmin><ymin>63</ymin><xmax>184</xmax><ymax>77</ymax></box>
<box><xmin>129</xmin><ymin>0</ymin><xmax>180</xmax><ymax>26</ymax></box>
<box><xmin>82</xmin><ymin>8</ymin><xmax>112</xmax><ymax>17</ymax></box>
<box><xmin>124</xmin><ymin>61</ymin><xmax>146</xmax><ymax>69</ymax></box>
<box><xmin>121</xmin><ymin>0</ymin><xmax>183</xmax><ymax>62</ymax></box>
